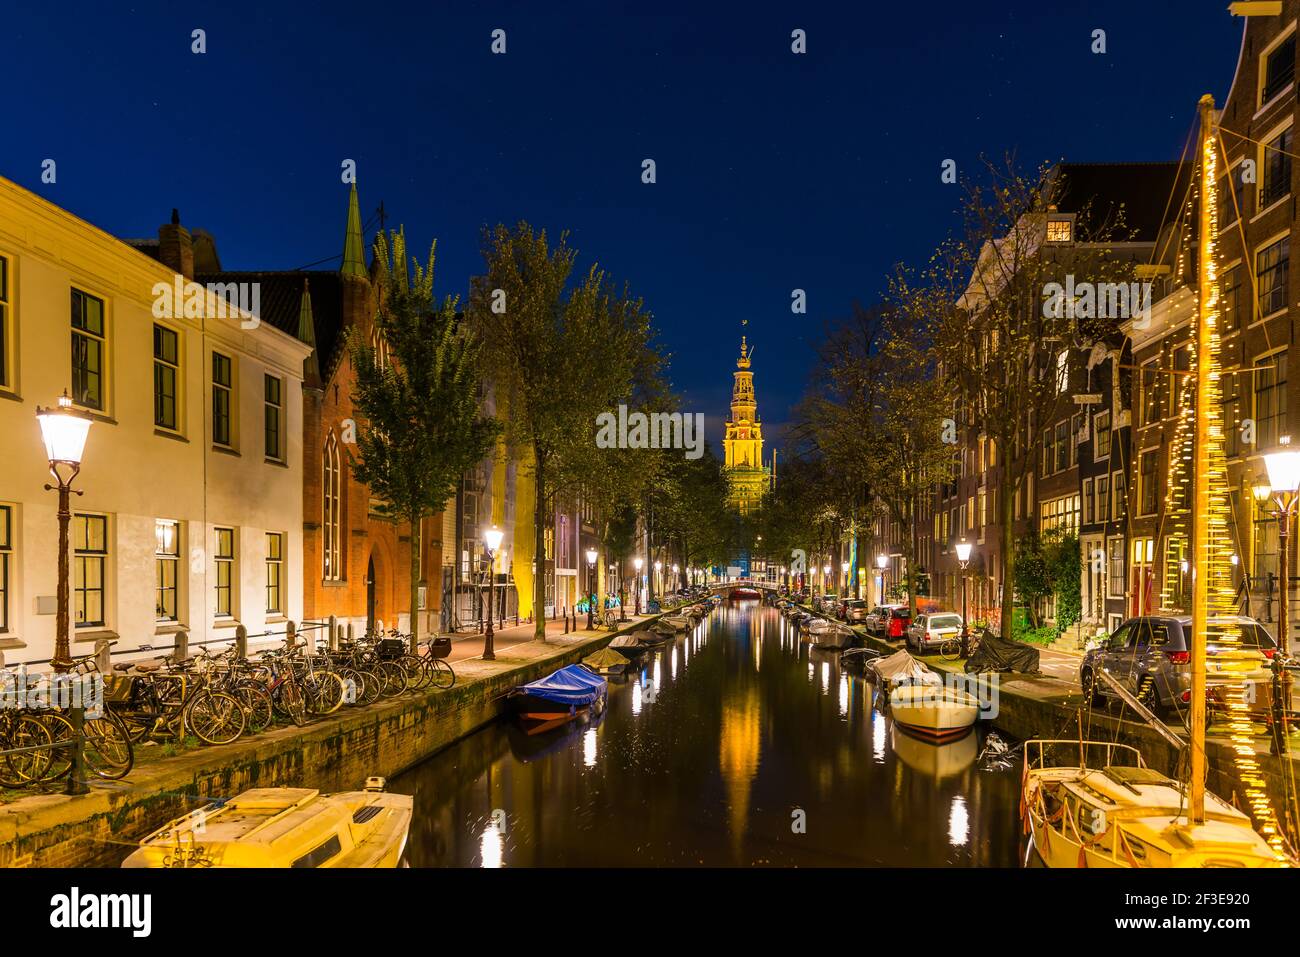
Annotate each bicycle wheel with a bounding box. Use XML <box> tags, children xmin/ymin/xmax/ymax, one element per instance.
<box><xmin>39</xmin><ymin>711</ymin><xmax>76</xmax><ymax>781</ymax></box>
<box><xmin>82</xmin><ymin>712</ymin><xmax>134</xmax><ymax>779</ymax></box>
<box><xmin>940</xmin><ymin>637</ymin><xmax>962</xmax><ymax>661</ymax></box>
<box><xmin>397</xmin><ymin>655</ymin><xmax>429</xmax><ymax>691</ymax></box>
<box><xmin>0</xmin><ymin>715</ymin><xmax>53</xmax><ymax>787</ymax></box>
<box><xmin>234</xmin><ymin>680</ymin><xmax>274</xmax><ymax>733</ymax></box>
<box><xmin>275</xmin><ymin>680</ymin><xmax>308</xmax><ymax>726</ymax></box>
<box><xmin>426</xmin><ymin>657</ymin><xmax>456</xmax><ymax>690</ymax></box>
<box><xmin>355</xmin><ymin>670</ymin><xmax>382</xmax><ymax>705</ymax></box>
<box><xmin>305</xmin><ymin>673</ymin><xmax>346</xmax><ymax>716</ymax></box>
<box><xmin>184</xmin><ymin>691</ymin><xmax>247</xmax><ymax>745</ymax></box>
<box><xmin>376</xmin><ymin>662</ymin><xmax>408</xmax><ymax>698</ymax></box>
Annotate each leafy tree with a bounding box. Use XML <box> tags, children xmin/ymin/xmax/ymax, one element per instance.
<box><xmin>349</xmin><ymin>229</ymin><xmax>500</xmax><ymax>652</ymax></box>
<box><xmin>468</xmin><ymin>223</ymin><xmax>654</xmax><ymax>638</ymax></box>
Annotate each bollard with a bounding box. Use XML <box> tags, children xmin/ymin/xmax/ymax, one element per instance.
<box><xmin>174</xmin><ymin>629</ymin><xmax>189</xmax><ymax>661</ymax></box>
<box><xmin>563</xmin><ymin>610</ymin><xmax>569</xmax><ymax>635</ymax></box>
<box><xmin>285</xmin><ymin>620</ymin><xmax>297</xmax><ymax>653</ymax></box>
<box><xmin>347</xmin><ymin>622</ymin><xmax>355</xmax><ymax>646</ymax></box>
<box><xmin>329</xmin><ymin>616</ymin><xmax>340</xmax><ymax>652</ymax></box>
<box><xmin>235</xmin><ymin>624</ymin><xmax>248</xmax><ymax>660</ymax></box>
<box><xmin>93</xmin><ymin>636</ymin><xmax>112</xmax><ymax>674</ymax></box>
<box><xmin>64</xmin><ymin>706</ymin><xmax>89</xmax><ymax>796</ymax></box>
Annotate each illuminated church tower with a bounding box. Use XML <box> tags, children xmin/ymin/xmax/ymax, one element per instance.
<box><xmin>723</xmin><ymin>336</ymin><xmax>770</xmax><ymax>514</ymax></box>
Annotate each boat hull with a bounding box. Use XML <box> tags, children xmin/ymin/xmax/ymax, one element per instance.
<box><xmin>889</xmin><ymin>686</ymin><xmax>979</xmax><ymax>738</ymax></box>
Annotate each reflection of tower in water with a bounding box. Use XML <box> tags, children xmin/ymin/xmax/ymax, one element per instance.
<box><xmin>718</xmin><ymin>685</ymin><xmax>761</xmax><ymax>857</ymax></box>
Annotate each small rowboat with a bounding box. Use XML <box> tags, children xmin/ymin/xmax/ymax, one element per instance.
<box><xmin>508</xmin><ymin>664</ymin><xmax>608</xmax><ymax>736</ymax></box>
<box><xmin>122</xmin><ymin>778</ymin><xmax>411</xmax><ymax>868</ymax></box>
<box><xmin>888</xmin><ymin>685</ymin><xmax>980</xmax><ymax>740</ymax></box>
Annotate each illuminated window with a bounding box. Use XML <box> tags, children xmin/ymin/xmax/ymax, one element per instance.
<box><xmin>214</xmin><ymin>527</ymin><xmax>235</xmax><ymax>618</ymax></box>
<box><xmin>1046</xmin><ymin>220</ymin><xmax>1073</xmax><ymax>243</ymax></box>
<box><xmin>266</xmin><ymin>532</ymin><xmax>284</xmax><ymax>615</ymax></box>
<box><xmin>323</xmin><ymin>433</ymin><xmax>342</xmax><ymax>581</ymax></box>
<box><xmin>155</xmin><ymin>519</ymin><xmax>179</xmax><ymax>621</ymax></box>
<box><xmin>74</xmin><ymin>514</ymin><xmax>108</xmax><ymax>627</ymax></box>
<box><xmin>0</xmin><ymin>504</ymin><xmax>10</xmax><ymax>632</ymax></box>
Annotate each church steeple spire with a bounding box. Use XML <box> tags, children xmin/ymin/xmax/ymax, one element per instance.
<box><xmin>341</xmin><ymin>182</ymin><xmax>366</xmax><ymax>279</ymax></box>
<box><xmin>723</xmin><ymin>332</ymin><xmax>768</xmax><ymax>514</ymax></box>
<box><xmin>298</xmin><ymin>277</ymin><xmax>321</xmax><ymax>389</ymax></box>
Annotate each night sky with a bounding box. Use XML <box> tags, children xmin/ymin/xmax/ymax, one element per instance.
<box><xmin>2</xmin><ymin>1</ymin><xmax>1241</xmax><ymax>450</ymax></box>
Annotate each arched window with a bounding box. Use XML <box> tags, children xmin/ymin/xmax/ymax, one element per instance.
<box><xmin>371</xmin><ymin>327</ymin><xmax>390</xmax><ymax>371</ymax></box>
<box><xmin>323</xmin><ymin>432</ymin><xmax>342</xmax><ymax>580</ymax></box>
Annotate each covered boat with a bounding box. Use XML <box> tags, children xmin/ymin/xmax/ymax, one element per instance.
<box><xmin>508</xmin><ymin>664</ymin><xmax>608</xmax><ymax>735</ymax></box>
<box><xmin>583</xmin><ymin>647</ymin><xmax>631</xmax><ymax>675</ymax></box>
<box><xmin>122</xmin><ymin>779</ymin><xmax>411</xmax><ymax>868</ymax></box>
<box><xmin>609</xmin><ymin>633</ymin><xmax>654</xmax><ymax>656</ymax></box>
<box><xmin>868</xmin><ymin>649</ymin><xmax>941</xmax><ymax>689</ymax></box>
<box><xmin>889</xmin><ymin>685</ymin><xmax>981</xmax><ymax>740</ymax></box>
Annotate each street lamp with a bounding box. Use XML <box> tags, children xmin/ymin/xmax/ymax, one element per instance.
<box><xmin>841</xmin><ymin>560</ymin><xmax>850</xmax><ymax>595</ymax></box>
<box><xmin>482</xmin><ymin>525</ymin><xmax>505</xmax><ymax>660</ymax></box>
<box><xmin>634</xmin><ymin>557</ymin><xmax>643</xmax><ymax>615</ymax></box>
<box><xmin>955</xmin><ymin>538</ymin><xmax>973</xmax><ymax>657</ymax></box>
<box><xmin>1263</xmin><ymin>438</ymin><xmax>1300</xmax><ymax>746</ymax></box>
<box><xmin>876</xmin><ymin>553</ymin><xmax>888</xmax><ymax>604</ymax></box>
<box><xmin>585</xmin><ymin>547</ymin><xmax>599</xmax><ymax>630</ymax></box>
<box><xmin>36</xmin><ymin>392</ymin><xmax>92</xmax><ymax>673</ymax></box>
<box><xmin>654</xmin><ymin>560</ymin><xmax>662</xmax><ymax>599</ymax></box>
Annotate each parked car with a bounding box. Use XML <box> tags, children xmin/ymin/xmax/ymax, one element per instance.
<box><xmin>867</xmin><ymin>604</ymin><xmax>911</xmax><ymax>639</ymax></box>
<box><xmin>1080</xmin><ymin>615</ymin><xmax>1275</xmax><ymax>716</ymax></box>
<box><xmin>906</xmin><ymin>612</ymin><xmax>963</xmax><ymax>654</ymax></box>
<box><xmin>817</xmin><ymin>593</ymin><xmax>838</xmax><ymax>615</ymax></box>
<box><xmin>842</xmin><ymin>599</ymin><xmax>870</xmax><ymax>623</ymax></box>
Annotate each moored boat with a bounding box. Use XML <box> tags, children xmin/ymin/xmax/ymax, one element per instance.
<box><xmin>583</xmin><ymin>647</ymin><xmax>631</xmax><ymax>675</ymax></box>
<box><xmin>122</xmin><ymin>778</ymin><xmax>412</xmax><ymax>868</ymax></box>
<box><xmin>508</xmin><ymin>664</ymin><xmax>609</xmax><ymax>735</ymax></box>
<box><xmin>889</xmin><ymin>685</ymin><xmax>980</xmax><ymax>740</ymax></box>
<box><xmin>811</xmin><ymin>621</ymin><xmax>856</xmax><ymax>650</ymax></box>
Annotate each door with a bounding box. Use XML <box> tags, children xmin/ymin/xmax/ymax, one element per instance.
<box><xmin>366</xmin><ymin>555</ymin><xmax>377</xmax><ymax>636</ymax></box>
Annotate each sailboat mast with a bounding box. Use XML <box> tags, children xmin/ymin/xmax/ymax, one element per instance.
<box><xmin>1190</xmin><ymin>93</ymin><xmax>1217</xmax><ymax>825</ymax></box>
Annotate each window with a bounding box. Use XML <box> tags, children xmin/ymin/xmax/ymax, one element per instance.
<box><xmin>1096</xmin><ymin>475</ymin><xmax>1110</xmax><ymax>525</ymax></box>
<box><xmin>1257</xmin><ymin>237</ymin><xmax>1289</xmax><ymax>318</ymax></box>
<box><xmin>1107</xmin><ymin>537</ymin><xmax>1125</xmax><ymax>599</ymax></box>
<box><xmin>212</xmin><ymin>352</ymin><xmax>233</xmax><ymax>447</ymax></box>
<box><xmin>323</xmin><ymin>433</ymin><xmax>342</xmax><ymax>581</ymax></box>
<box><xmin>1222</xmin><ymin>265</ymin><xmax>1243</xmax><ymax>333</ymax></box>
<box><xmin>1261</xmin><ymin>126</ymin><xmax>1293</xmax><ymax>209</ymax></box>
<box><xmin>1255</xmin><ymin>495</ymin><xmax>1279</xmax><ymax>585</ymax></box>
<box><xmin>1094</xmin><ymin>410</ymin><xmax>1111</xmax><ymax>459</ymax></box>
<box><xmin>0</xmin><ymin>504</ymin><xmax>10</xmax><ymax>632</ymax></box>
<box><xmin>1170</xmin><ymin>346</ymin><xmax>1190</xmax><ymax>414</ymax></box>
<box><xmin>1083</xmin><ymin>479</ymin><xmax>1093</xmax><ymax>525</ymax></box>
<box><xmin>1223</xmin><ymin>370</ymin><xmax>1243</xmax><ymax>457</ymax></box>
<box><xmin>71</xmin><ymin>289</ymin><xmax>105</xmax><ymax>410</ymax></box>
<box><xmin>1055</xmin><ymin>420</ymin><xmax>1069</xmax><ymax>473</ymax></box>
<box><xmin>0</xmin><ymin>256</ymin><xmax>9</xmax><ymax>389</ymax></box>
<box><xmin>1070</xmin><ymin>413</ymin><xmax>1083</xmax><ymax>466</ymax></box>
<box><xmin>1141</xmin><ymin>360</ymin><xmax>1162</xmax><ymax>425</ymax></box>
<box><xmin>266</xmin><ymin>532</ymin><xmax>284</xmax><ymax>615</ymax></box>
<box><xmin>73</xmin><ymin>514</ymin><xmax>107</xmax><ymax>627</ymax></box>
<box><xmin>1112</xmin><ymin>471</ymin><xmax>1127</xmax><ymax>521</ymax></box>
<box><xmin>1263</xmin><ymin>33</ymin><xmax>1296</xmax><ymax>104</ymax></box>
<box><xmin>371</xmin><ymin>327</ymin><xmax>390</xmax><ymax>370</ymax></box>
<box><xmin>153</xmin><ymin>325</ymin><xmax>179</xmax><ymax>431</ymax></box>
<box><xmin>1221</xmin><ymin>169</ymin><xmax>1249</xmax><ymax>228</ymax></box>
<box><xmin>1139</xmin><ymin>449</ymin><xmax>1159</xmax><ymax>516</ymax></box>
<box><xmin>1255</xmin><ymin>353</ymin><xmax>1288</xmax><ymax>449</ymax></box>
<box><xmin>1046</xmin><ymin>219</ymin><xmax>1073</xmax><ymax>243</ymax></box>
<box><xmin>214</xmin><ymin>527</ymin><xmax>235</xmax><ymax>617</ymax></box>
<box><xmin>155</xmin><ymin>519</ymin><xmax>179</xmax><ymax>621</ymax></box>
<box><xmin>264</xmin><ymin>374</ymin><xmax>283</xmax><ymax>460</ymax></box>
<box><xmin>1040</xmin><ymin>494</ymin><xmax>1080</xmax><ymax>535</ymax></box>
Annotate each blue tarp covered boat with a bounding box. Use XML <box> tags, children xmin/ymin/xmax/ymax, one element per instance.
<box><xmin>507</xmin><ymin>665</ymin><xmax>608</xmax><ymax>735</ymax></box>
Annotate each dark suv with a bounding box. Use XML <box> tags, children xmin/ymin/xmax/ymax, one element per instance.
<box><xmin>1079</xmin><ymin>615</ymin><xmax>1274</xmax><ymax>715</ymax></box>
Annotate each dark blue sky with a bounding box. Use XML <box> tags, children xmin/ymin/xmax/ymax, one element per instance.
<box><xmin>2</xmin><ymin>1</ymin><xmax>1241</xmax><ymax>449</ymax></box>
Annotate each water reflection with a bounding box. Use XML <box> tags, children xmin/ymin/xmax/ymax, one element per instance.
<box><xmin>393</xmin><ymin>601</ymin><xmax>1021</xmax><ymax>866</ymax></box>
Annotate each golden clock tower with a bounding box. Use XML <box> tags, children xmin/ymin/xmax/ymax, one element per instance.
<box><xmin>723</xmin><ymin>336</ymin><xmax>770</xmax><ymax>514</ymax></box>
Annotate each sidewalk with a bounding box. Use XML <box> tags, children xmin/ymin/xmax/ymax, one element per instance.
<box><xmin>441</xmin><ymin>611</ymin><xmax>653</xmax><ymax>664</ymax></box>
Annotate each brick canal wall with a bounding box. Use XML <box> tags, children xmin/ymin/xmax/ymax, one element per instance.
<box><xmin>0</xmin><ymin>628</ymin><xmax>625</xmax><ymax>867</ymax></box>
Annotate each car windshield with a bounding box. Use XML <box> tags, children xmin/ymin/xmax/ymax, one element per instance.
<box><xmin>929</xmin><ymin>615</ymin><xmax>961</xmax><ymax>630</ymax></box>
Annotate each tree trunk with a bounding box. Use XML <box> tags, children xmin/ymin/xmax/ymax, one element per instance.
<box><xmin>908</xmin><ymin>502</ymin><xmax>919</xmax><ymax>621</ymax></box>
<box><xmin>1000</xmin><ymin>469</ymin><xmax>1016</xmax><ymax>640</ymax></box>
<box><xmin>409</xmin><ymin>511</ymin><xmax>422</xmax><ymax>654</ymax></box>
<box><xmin>533</xmin><ymin>451</ymin><xmax>548</xmax><ymax>640</ymax></box>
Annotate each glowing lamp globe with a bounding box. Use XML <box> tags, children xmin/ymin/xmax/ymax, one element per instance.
<box><xmin>841</xmin><ymin>561</ymin><xmax>850</xmax><ymax>574</ymax></box>
<box><xmin>955</xmin><ymin>539</ymin><xmax>973</xmax><ymax>563</ymax></box>
<box><xmin>586</xmin><ymin>548</ymin><xmax>598</xmax><ymax>566</ymax></box>
<box><xmin>634</xmin><ymin>557</ymin><xmax>643</xmax><ymax>572</ymax></box>
<box><xmin>37</xmin><ymin>392</ymin><xmax>92</xmax><ymax>466</ymax></box>
<box><xmin>483</xmin><ymin>525</ymin><xmax>504</xmax><ymax>554</ymax></box>
<box><xmin>1264</xmin><ymin>437</ymin><xmax>1300</xmax><ymax>497</ymax></box>
<box><xmin>876</xmin><ymin>554</ymin><xmax>888</xmax><ymax>570</ymax></box>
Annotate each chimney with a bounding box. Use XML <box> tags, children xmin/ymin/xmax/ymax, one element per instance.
<box><xmin>157</xmin><ymin>208</ymin><xmax>194</xmax><ymax>279</ymax></box>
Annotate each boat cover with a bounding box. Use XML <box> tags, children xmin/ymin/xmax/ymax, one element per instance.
<box><xmin>870</xmin><ymin>650</ymin><xmax>941</xmax><ymax>687</ymax></box>
<box><xmin>515</xmin><ymin>665</ymin><xmax>608</xmax><ymax>706</ymax></box>
<box><xmin>584</xmin><ymin>648</ymin><xmax>630</xmax><ymax>669</ymax></box>
<box><xmin>964</xmin><ymin>630</ymin><xmax>1040</xmax><ymax>674</ymax></box>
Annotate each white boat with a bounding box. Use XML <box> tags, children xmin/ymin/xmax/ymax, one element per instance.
<box><xmin>1021</xmin><ymin>741</ymin><xmax>1285</xmax><ymax>868</ymax></box>
<box><xmin>811</xmin><ymin>622</ymin><xmax>855</xmax><ymax>650</ymax></box>
<box><xmin>889</xmin><ymin>684</ymin><xmax>980</xmax><ymax>740</ymax></box>
<box><xmin>122</xmin><ymin>778</ymin><xmax>412</xmax><ymax>868</ymax></box>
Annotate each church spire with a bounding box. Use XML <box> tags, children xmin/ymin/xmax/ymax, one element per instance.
<box><xmin>341</xmin><ymin>182</ymin><xmax>366</xmax><ymax>279</ymax></box>
<box><xmin>737</xmin><ymin>335</ymin><xmax>750</xmax><ymax>369</ymax></box>
<box><xmin>298</xmin><ymin>277</ymin><xmax>321</xmax><ymax>389</ymax></box>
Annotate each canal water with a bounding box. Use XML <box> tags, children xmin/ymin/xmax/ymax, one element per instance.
<box><xmin>392</xmin><ymin>600</ymin><xmax>1024</xmax><ymax>866</ymax></box>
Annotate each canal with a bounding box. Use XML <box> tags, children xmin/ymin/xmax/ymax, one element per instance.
<box><xmin>392</xmin><ymin>600</ymin><xmax>1024</xmax><ymax>866</ymax></box>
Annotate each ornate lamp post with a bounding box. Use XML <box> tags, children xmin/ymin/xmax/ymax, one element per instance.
<box><xmin>653</xmin><ymin>560</ymin><xmax>662</xmax><ymax>599</ymax></box>
<box><xmin>1262</xmin><ymin>438</ymin><xmax>1300</xmax><ymax>750</ymax></box>
<box><xmin>36</xmin><ymin>393</ymin><xmax>93</xmax><ymax>673</ymax></box>
<box><xmin>633</xmin><ymin>557</ymin><xmax>643</xmax><ymax>615</ymax></box>
<box><xmin>955</xmin><ymin>539</ymin><xmax>973</xmax><ymax>657</ymax></box>
<box><xmin>585</xmin><ymin>547</ymin><xmax>598</xmax><ymax>630</ymax></box>
<box><xmin>482</xmin><ymin>525</ymin><xmax>504</xmax><ymax>660</ymax></box>
<box><xmin>876</xmin><ymin>554</ymin><xmax>888</xmax><ymax>604</ymax></box>
<box><xmin>840</xmin><ymin>560</ymin><xmax>850</xmax><ymax>597</ymax></box>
